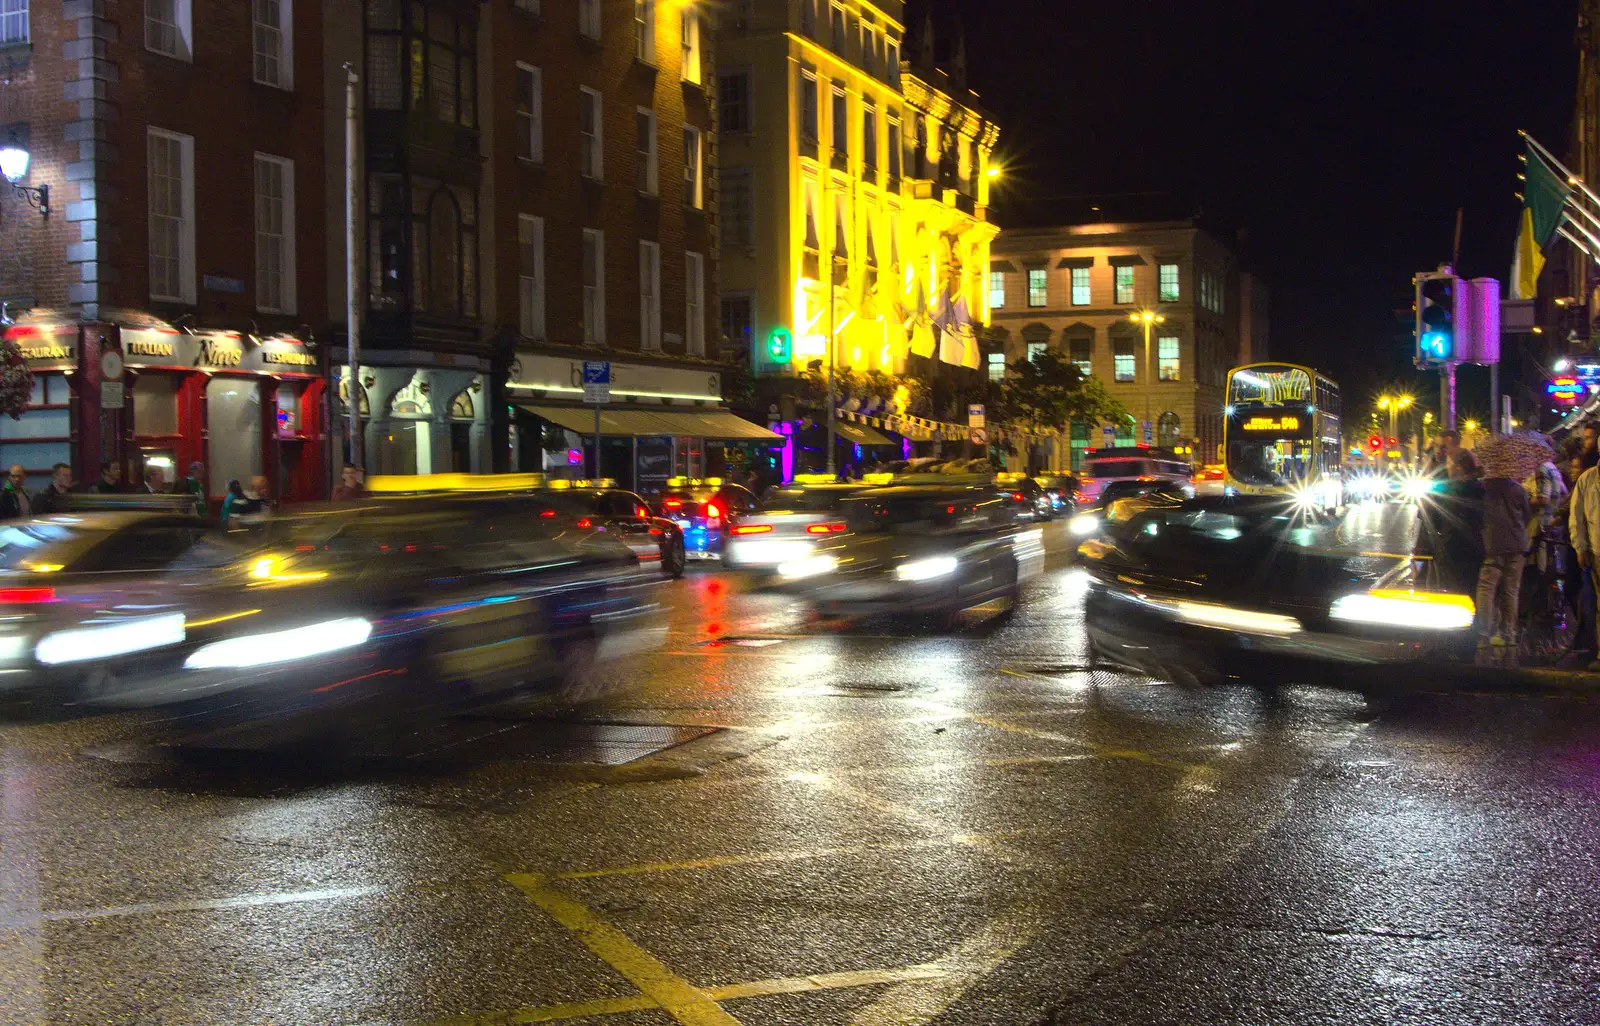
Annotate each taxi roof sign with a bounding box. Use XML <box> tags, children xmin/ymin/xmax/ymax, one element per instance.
<box><xmin>545</xmin><ymin>478</ymin><xmax>617</xmax><ymax>490</ymax></box>
<box><xmin>665</xmin><ymin>476</ymin><xmax>724</xmax><ymax>487</ymax></box>
<box><xmin>366</xmin><ymin>472</ymin><xmax>546</xmax><ymax>494</ymax></box>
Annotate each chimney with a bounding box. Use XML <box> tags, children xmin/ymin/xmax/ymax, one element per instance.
<box><xmin>918</xmin><ymin>9</ymin><xmax>935</xmax><ymax>68</ymax></box>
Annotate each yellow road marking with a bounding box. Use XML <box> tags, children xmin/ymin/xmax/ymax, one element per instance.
<box><xmin>553</xmin><ymin>834</ymin><xmax>1000</xmax><ymax>881</ymax></box>
<box><xmin>848</xmin><ymin>907</ymin><xmax>1043</xmax><ymax>1026</ymax></box>
<box><xmin>504</xmin><ymin>873</ymin><xmax>741</xmax><ymax>1026</ymax></box>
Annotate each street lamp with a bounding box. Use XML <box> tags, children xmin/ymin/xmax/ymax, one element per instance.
<box><xmin>1130</xmin><ymin>310</ymin><xmax>1165</xmax><ymax>442</ymax></box>
<box><xmin>0</xmin><ymin>146</ymin><xmax>48</xmax><ymax>217</ymax></box>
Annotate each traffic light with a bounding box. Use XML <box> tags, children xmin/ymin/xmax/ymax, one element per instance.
<box><xmin>1415</xmin><ymin>273</ymin><xmax>1456</xmax><ymax>365</ymax></box>
<box><xmin>1368</xmin><ymin>435</ymin><xmax>1383</xmax><ymax>454</ymax></box>
<box><xmin>766</xmin><ymin>326</ymin><xmax>793</xmax><ymax>362</ymax></box>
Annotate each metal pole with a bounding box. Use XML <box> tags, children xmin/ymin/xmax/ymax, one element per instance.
<box><xmin>1443</xmin><ymin>362</ymin><xmax>1458</xmax><ymax>431</ymax></box>
<box><xmin>1142</xmin><ymin>320</ymin><xmax>1152</xmax><ymax>436</ymax></box>
<box><xmin>827</xmin><ymin>259</ymin><xmax>837</xmax><ymax>476</ymax></box>
<box><xmin>343</xmin><ymin>63</ymin><xmax>364</xmax><ymax>475</ymax></box>
<box><xmin>1490</xmin><ymin>361</ymin><xmax>1500</xmax><ymax>434</ymax></box>
<box><xmin>592</xmin><ymin>404</ymin><xmax>601</xmax><ymax>480</ymax></box>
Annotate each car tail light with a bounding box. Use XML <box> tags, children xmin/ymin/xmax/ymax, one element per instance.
<box><xmin>1011</xmin><ymin>492</ymin><xmax>1025</xmax><ymax>502</ymax></box>
<box><xmin>731</xmin><ymin>524</ymin><xmax>773</xmax><ymax>535</ymax></box>
<box><xmin>663</xmin><ymin>499</ymin><xmax>684</xmax><ymax>510</ymax></box>
<box><xmin>636</xmin><ymin>506</ymin><xmax>648</xmax><ymax>517</ymax></box>
<box><xmin>540</xmin><ymin>509</ymin><xmax>558</xmax><ymax>518</ymax></box>
<box><xmin>806</xmin><ymin>522</ymin><xmax>847</xmax><ymax>534</ymax></box>
<box><xmin>577</xmin><ymin>518</ymin><xmax>593</xmax><ymax>529</ymax></box>
<box><xmin>0</xmin><ymin>587</ymin><xmax>55</xmax><ymax>604</ymax></box>
<box><xmin>706</xmin><ymin>502</ymin><xmax>722</xmax><ymax>520</ymax></box>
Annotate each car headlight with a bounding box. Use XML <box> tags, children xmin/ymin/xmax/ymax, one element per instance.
<box><xmin>1329</xmin><ymin>589</ymin><xmax>1474</xmax><ymax>630</ymax></box>
<box><xmin>1399</xmin><ymin>475</ymin><xmax>1438</xmax><ymax>502</ymax></box>
<box><xmin>777</xmin><ymin>554</ymin><xmax>837</xmax><ymax>580</ymax></box>
<box><xmin>1069</xmin><ymin>513</ymin><xmax>1100</xmax><ymax>536</ymax></box>
<box><xmin>35</xmin><ymin>613</ymin><xmax>186</xmax><ymax>665</ymax></box>
<box><xmin>896</xmin><ymin>555</ymin><xmax>958</xmax><ymax>582</ymax></box>
<box><xmin>1171</xmin><ymin>600</ymin><xmax>1302</xmax><ymax>635</ymax></box>
<box><xmin>184</xmin><ymin>617</ymin><xmax>373</xmax><ymax>669</ymax></box>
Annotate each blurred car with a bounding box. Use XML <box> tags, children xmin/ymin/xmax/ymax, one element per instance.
<box><xmin>1078</xmin><ymin>495</ymin><xmax>1475</xmax><ymax>686</ymax></box>
<box><xmin>653</xmin><ymin>477</ymin><xmax>760</xmax><ymax>562</ymax></box>
<box><xmin>3</xmin><ymin>485</ymin><xmax>655</xmax><ymax>728</ymax></box>
<box><xmin>1191</xmin><ymin>463</ymin><xmax>1227</xmax><ymax>496</ymax></box>
<box><xmin>1033</xmin><ymin>473</ymin><xmax>1078</xmax><ymax>516</ymax></box>
<box><xmin>994</xmin><ymin>472</ymin><xmax>1054</xmax><ymax>522</ymax></box>
<box><xmin>1068</xmin><ymin>479</ymin><xmax>1192</xmax><ymax>542</ymax></box>
<box><xmin>541</xmin><ymin>479</ymin><xmax>686</xmax><ymax>578</ymax></box>
<box><xmin>723</xmin><ymin>474</ymin><xmax>875</xmax><ymax>577</ymax></box>
<box><xmin>780</xmin><ymin>483</ymin><xmax>1045</xmax><ymax>630</ymax></box>
<box><xmin>1074</xmin><ymin>449</ymin><xmax>1194</xmax><ymax>508</ymax></box>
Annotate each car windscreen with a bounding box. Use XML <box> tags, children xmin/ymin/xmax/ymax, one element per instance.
<box><xmin>762</xmin><ymin>487</ymin><xmax>864</xmax><ymax>512</ymax></box>
<box><xmin>842</xmin><ymin>493</ymin><xmax>989</xmax><ymax>534</ymax></box>
<box><xmin>0</xmin><ymin>522</ymin><xmax>110</xmax><ymax>571</ymax></box>
<box><xmin>1085</xmin><ymin>460</ymin><xmax>1153</xmax><ymax>478</ymax></box>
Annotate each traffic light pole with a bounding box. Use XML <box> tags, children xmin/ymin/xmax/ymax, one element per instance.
<box><xmin>1441</xmin><ymin>362</ymin><xmax>1457</xmax><ymax>432</ymax></box>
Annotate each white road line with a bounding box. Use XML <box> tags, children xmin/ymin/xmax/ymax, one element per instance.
<box><xmin>847</xmin><ymin>906</ymin><xmax>1042</xmax><ymax>1025</ymax></box>
<box><xmin>0</xmin><ymin>884</ymin><xmax>388</xmax><ymax>929</ymax></box>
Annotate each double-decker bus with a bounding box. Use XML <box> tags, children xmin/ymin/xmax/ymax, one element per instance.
<box><xmin>1223</xmin><ymin>363</ymin><xmax>1343</xmax><ymax>510</ymax></box>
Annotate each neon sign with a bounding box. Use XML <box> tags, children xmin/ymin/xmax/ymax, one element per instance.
<box><xmin>1549</xmin><ymin>377</ymin><xmax>1582</xmax><ymax>403</ymax></box>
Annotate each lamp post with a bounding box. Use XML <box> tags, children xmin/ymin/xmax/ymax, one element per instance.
<box><xmin>1130</xmin><ymin>310</ymin><xmax>1165</xmax><ymax>442</ymax></box>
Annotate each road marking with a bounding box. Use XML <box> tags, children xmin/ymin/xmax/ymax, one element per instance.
<box><xmin>847</xmin><ymin>907</ymin><xmax>1042</xmax><ymax>1026</ymax></box>
<box><xmin>504</xmin><ymin>872</ymin><xmax>741</xmax><ymax>1026</ymax></box>
<box><xmin>0</xmin><ymin>884</ymin><xmax>389</xmax><ymax>929</ymax></box>
<box><xmin>552</xmin><ymin>832</ymin><xmax>1014</xmax><ymax>882</ymax></box>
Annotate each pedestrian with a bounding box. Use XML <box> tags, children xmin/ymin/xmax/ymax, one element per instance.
<box><xmin>1583</xmin><ymin>422</ymin><xmax>1600</xmax><ymax>463</ymax></box>
<box><xmin>32</xmin><ymin>462</ymin><xmax>74</xmax><ymax>515</ymax></box>
<box><xmin>142</xmin><ymin>465</ymin><xmax>167</xmax><ymax>494</ymax></box>
<box><xmin>220</xmin><ymin>479</ymin><xmax>246</xmax><ymax>527</ymax></box>
<box><xmin>1568</xmin><ymin>448</ymin><xmax>1600</xmax><ymax>670</ymax></box>
<box><xmin>1419</xmin><ymin>451</ymin><xmax>1485</xmax><ymax>596</ymax></box>
<box><xmin>331</xmin><ymin>464</ymin><xmax>367</xmax><ymax>501</ymax></box>
<box><xmin>91</xmin><ymin>460</ymin><xmax>123</xmax><ymax>493</ymax></box>
<box><xmin>1478</xmin><ymin>468</ymin><xmax>1533</xmax><ymax>652</ymax></box>
<box><xmin>228</xmin><ymin>474</ymin><xmax>272</xmax><ymax>525</ymax></box>
<box><xmin>1</xmin><ymin>464</ymin><xmax>31</xmax><ymax>519</ymax></box>
<box><xmin>174</xmin><ymin>461</ymin><xmax>207</xmax><ymax>517</ymax></box>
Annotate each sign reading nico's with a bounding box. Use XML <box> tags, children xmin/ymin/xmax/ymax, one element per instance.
<box><xmin>121</xmin><ymin>328</ymin><xmax>318</xmax><ymax>375</ymax></box>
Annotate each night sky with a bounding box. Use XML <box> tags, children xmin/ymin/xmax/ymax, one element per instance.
<box><xmin>915</xmin><ymin>0</ymin><xmax>1578</xmax><ymax>405</ymax></box>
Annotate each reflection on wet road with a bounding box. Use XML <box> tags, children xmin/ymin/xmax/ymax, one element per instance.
<box><xmin>2</xmin><ymin>505</ymin><xmax>1597</xmax><ymax>1026</ymax></box>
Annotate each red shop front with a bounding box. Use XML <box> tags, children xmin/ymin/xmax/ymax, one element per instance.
<box><xmin>117</xmin><ymin>327</ymin><xmax>325</xmax><ymax>503</ymax></box>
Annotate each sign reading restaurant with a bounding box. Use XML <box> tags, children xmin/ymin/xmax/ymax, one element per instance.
<box><xmin>4</xmin><ymin>324</ymin><xmax>79</xmax><ymax>371</ymax></box>
<box><xmin>120</xmin><ymin>328</ymin><xmax>319</xmax><ymax>377</ymax></box>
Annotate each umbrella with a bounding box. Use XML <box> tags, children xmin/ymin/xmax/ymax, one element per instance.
<box><xmin>1472</xmin><ymin>430</ymin><xmax>1554</xmax><ymax>480</ymax></box>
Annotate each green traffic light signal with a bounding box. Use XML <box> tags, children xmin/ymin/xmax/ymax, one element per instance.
<box><xmin>767</xmin><ymin>326</ymin><xmax>793</xmax><ymax>362</ymax></box>
<box><xmin>1418</xmin><ymin>275</ymin><xmax>1454</xmax><ymax>363</ymax></box>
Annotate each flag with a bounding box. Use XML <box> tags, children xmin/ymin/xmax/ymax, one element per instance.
<box><xmin>1512</xmin><ymin>141</ymin><xmax>1571</xmax><ymax>299</ymax></box>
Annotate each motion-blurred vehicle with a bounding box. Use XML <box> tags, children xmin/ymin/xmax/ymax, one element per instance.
<box><xmin>1068</xmin><ymin>479</ymin><xmax>1192</xmax><ymax>543</ymax></box>
<box><xmin>1073</xmin><ymin>447</ymin><xmax>1194</xmax><ymax>509</ymax></box>
<box><xmin>540</xmin><ymin>478</ymin><xmax>687</xmax><ymax>578</ymax></box>
<box><xmin>780</xmin><ymin>483</ymin><xmax>1045</xmax><ymax>630</ymax></box>
<box><xmin>1191</xmin><ymin>463</ymin><xmax>1227</xmax><ymax>496</ymax></box>
<box><xmin>1033</xmin><ymin>473</ymin><xmax>1078</xmax><ymax>515</ymax></box>
<box><xmin>1078</xmin><ymin>495</ymin><xmax>1475</xmax><ymax>687</ymax></box>
<box><xmin>723</xmin><ymin>474</ymin><xmax>874</xmax><ymax>577</ymax></box>
<box><xmin>653</xmin><ymin>477</ymin><xmax>760</xmax><ymax>562</ymax></box>
<box><xmin>997</xmin><ymin>473</ymin><xmax>1055</xmax><ymax>521</ymax></box>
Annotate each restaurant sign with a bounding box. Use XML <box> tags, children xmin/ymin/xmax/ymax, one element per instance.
<box><xmin>3</xmin><ymin>324</ymin><xmax>79</xmax><ymax>371</ymax></box>
<box><xmin>121</xmin><ymin>328</ymin><xmax>319</xmax><ymax>376</ymax></box>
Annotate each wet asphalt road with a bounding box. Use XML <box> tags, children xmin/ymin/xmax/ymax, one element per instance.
<box><xmin>3</xmin><ymin>503</ymin><xmax>1599</xmax><ymax>1025</ymax></box>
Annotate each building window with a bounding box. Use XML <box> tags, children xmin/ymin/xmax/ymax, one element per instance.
<box><xmin>829</xmin><ymin>3</ymin><xmax>844</xmax><ymax>51</ymax></box>
<box><xmin>800</xmin><ymin>72</ymin><xmax>819</xmax><ymax>145</ymax></box>
<box><xmin>425</xmin><ymin>189</ymin><xmax>463</xmax><ymax>316</ymax></box>
<box><xmin>683</xmin><ymin>126</ymin><xmax>703</xmax><ymax>208</ymax></box>
<box><xmin>582</xmin><ymin>228</ymin><xmax>605</xmax><ymax>343</ymax></box>
<box><xmin>832</xmin><ymin>193</ymin><xmax>849</xmax><ymax>258</ymax></box>
<box><xmin>886</xmin><ymin>41</ymin><xmax>899</xmax><ymax>86</ymax></box>
<box><xmin>634</xmin><ymin>0</ymin><xmax>655</xmax><ymax>64</ymax></box>
<box><xmin>862</xmin><ymin>104</ymin><xmax>877</xmax><ymax>171</ymax></box>
<box><xmin>1157</xmin><ymin>411</ymin><xmax>1181</xmax><ymax>448</ymax></box>
<box><xmin>986</xmin><ymin>352</ymin><xmax>1005</xmax><ymax>382</ymax></box>
<box><xmin>721</xmin><ymin>294</ymin><xmax>753</xmax><ymax>352</ymax></box>
<box><xmin>1070</xmin><ymin>267</ymin><xmax>1090</xmax><ymax>306</ymax></box>
<box><xmin>802</xmin><ymin>178</ymin><xmax>820</xmax><ymax>251</ymax></box>
<box><xmin>722</xmin><ymin>167</ymin><xmax>753</xmax><ymax>247</ymax></box>
<box><xmin>800</xmin><ymin>0</ymin><xmax>816</xmax><ymax>37</ymax></box>
<box><xmin>252</xmin><ymin>0</ymin><xmax>292</xmax><ymax>89</ymax></box>
<box><xmin>639</xmin><ymin>240</ymin><xmax>662</xmax><ymax>351</ymax></box>
<box><xmin>719</xmin><ymin>69</ymin><xmax>751</xmax><ymax>132</ymax></box>
<box><xmin>579</xmin><ymin>87</ymin><xmax>603</xmax><ymax>179</ymax></box>
<box><xmin>1158</xmin><ymin>335</ymin><xmax>1180</xmax><ymax>380</ymax></box>
<box><xmin>513</xmin><ymin>0</ymin><xmax>540</xmax><ymax>11</ymax></box>
<box><xmin>1069</xmin><ymin>333</ymin><xmax>1093</xmax><ymax>377</ymax></box>
<box><xmin>253</xmin><ymin>153</ymin><xmax>295</xmax><ymax>314</ymax></box>
<box><xmin>1113</xmin><ymin>337</ymin><xmax>1135</xmax><ymax>382</ymax></box>
<box><xmin>146</xmin><ymin>0</ymin><xmax>192</xmax><ymax>60</ymax></box>
<box><xmin>579</xmin><ymin>0</ymin><xmax>601</xmax><ymax>39</ymax></box>
<box><xmin>1114</xmin><ymin>265</ymin><xmax>1135</xmax><ymax>304</ymax></box>
<box><xmin>988</xmin><ymin>270</ymin><xmax>1005</xmax><ymax>309</ymax></box>
<box><xmin>831</xmin><ymin>87</ymin><xmax>847</xmax><ymax>158</ymax></box>
<box><xmin>1026</xmin><ymin>341</ymin><xmax>1047</xmax><ymax>363</ymax></box>
<box><xmin>518</xmin><ymin>214</ymin><xmax>545</xmax><ymax>340</ymax></box>
<box><xmin>685</xmin><ymin>251</ymin><xmax>705</xmax><ymax>356</ymax></box>
<box><xmin>1158</xmin><ymin>262</ymin><xmax>1180</xmax><ymax>302</ymax></box>
<box><xmin>148</xmin><ymin>127</ymin><xmax>195</xmax><ymax>304</ymax></box>
<box><xmin>515</xmin><ymin>63</ymin><xmax>543</xmax><ymax>162</ymax></box>
<box><xmin>636</xmin><ymin>107</ymin><xmax>658</xmax><ymax>195</ymax></box>
<box><xmin>0</xmin><ymin>0</ymin><xmax>27</xmax><ymax>44</ymax></box>
<box><xmin>681</xmin><ymin>8</ymin><xmax>701</xmax><ymax>83</ymax></box>
<box><xmin>1026</xmin><ymin>268</ymin><xmax>1046</xmax><ymax>307</ymax></box>
<box><xmin>887</xmin><ymin>118</ymin><xmax>901</xmax><ymax>180</ymax></box>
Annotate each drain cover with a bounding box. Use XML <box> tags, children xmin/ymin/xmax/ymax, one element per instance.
<box><xmin>826</xmin><ymin>681</ymin><xmax>909</xmax><ymax>695</ymax></box>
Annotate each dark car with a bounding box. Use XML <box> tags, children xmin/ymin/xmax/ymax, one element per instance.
<box><xmin>1079</xmin><ymin>495</ymin><xmax>1476</xmax><ymax>687</ymax></box>
<box><xmin>723</xmin><ymin>476</ymin><xmax>876</xmax><ymax>577</ymax></box>
<box><xmin>653</xmin><ymin>478</ymin><xmax>760</xmax><ymax>562</ymax></box>
<box><xmin>541</xmin><ymin>481</ymin><xmax>686</xmax><ymax>578</ymax></box>
<box><xmin>781</xmin><ymin>484</ymin><xmax>1045</xmax><ymax>630</ymax></box>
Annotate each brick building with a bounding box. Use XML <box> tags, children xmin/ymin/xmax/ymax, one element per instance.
<box><xmin>989</xmin><ymin>220</ymin><xmax>1243</xmax><ymax>469</ymax></box>
<box><xmin>0</xmin><ymin>0</ymin><xmax>329</xmax><ymax>502</ymax></box>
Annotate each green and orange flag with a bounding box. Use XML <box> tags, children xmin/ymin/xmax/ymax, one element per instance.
<box><xmin>1512</xmin><ymin>140</ymin><xmax>1571</xmax><ymax>299</ymax></box>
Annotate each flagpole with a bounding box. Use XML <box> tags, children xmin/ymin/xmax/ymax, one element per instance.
<box><xmin>1523</xmin><ymin>131</ymin><xmax>1600</xmax><ymax>210</ymax></box>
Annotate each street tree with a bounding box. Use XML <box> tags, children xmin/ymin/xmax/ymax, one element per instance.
<box><xmin>1000</xmin><ymin>350</ymin><xmax>1129</xmax><ymax>438</ymax></box>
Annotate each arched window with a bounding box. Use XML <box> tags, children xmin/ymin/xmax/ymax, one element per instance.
<box><xmin>1157</xmin><ymin>411</ymin><xmax>1181</xmax><ymax>448</ymax></box>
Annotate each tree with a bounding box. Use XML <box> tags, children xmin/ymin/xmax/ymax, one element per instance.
<box><xmin>1000</xmin><ymin>350</ymin><xmax>1127</xmax><ymax>437</ymax></box>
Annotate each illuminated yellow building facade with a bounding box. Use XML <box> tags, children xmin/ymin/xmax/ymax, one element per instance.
<box><xmin>717</xmin><ymin>1</ymin><xmax>999</xmax><ymax>392</ymax></box>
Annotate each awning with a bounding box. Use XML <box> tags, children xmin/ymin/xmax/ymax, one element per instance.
<box><xmin>835</xmin><ymin>421</ymin><xmax>894</xmax><ymax>445</ymax></box>
<box><xmin>522</xmin><ymin>405</ymin><xmax>779</xmax><ymax>440</ymax></box>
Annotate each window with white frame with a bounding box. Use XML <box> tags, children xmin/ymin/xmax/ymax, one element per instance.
<box><xmin>886</xmin><ymin>41</ymin><xmax>899</xmax><ymax>86</ymax></box>
<box><xmin>799</xmin><ymin>71</ymin><xmax>819</xmax><ymax>143</ymax></box>
<box><xmin>831</xmin><ymin>86</ymin><xmax>847</xmax><ymax>156</ymax></box>
<box><xmin>1158</xmin><ymin>335</ymin><xmax>1180</xmax><ymax>380</ymax></box>
<box><xmin>634</xmin><ymin>0</ymin><xmax>655</xmax><ymax>64</ymax></box>
<box><xmin>518</xmin><ymin>214</ymin><xmax>545</xmax><ymax>339</ymax></box>
<box><xmin>578</xmin><ymin>0</ymin><xmax>600</xmax><ymax>39</ymax></box>
<box><xmin>829</xmin><ymin>3</ymin><xmax>844</xmax><ymax>51</ymax></box>
<box><xmin>1158</xmin><ymin>262</ymin><xmax>1180</xmax><ymax>302</ymax></box>
<box><xmin>887</xmin><ymin>118</ymin><xmax>901</xmax><ymax>180</ymax></box>
<box><xmin>579</xmin><ymin>87</ymin><xmax>603</xmax><ymax>179</ymax></box>
<box><xmin>718</xmin><ymin>69</ymin><xmax>751</xmax><ymax>132</ymax></box>
<box><xmin>1027</xmin><ymin>341</ymin><xmax>1048</xmax><ymax>363</ymax></box>
<box><xmin>581</xmin><ymin>228</ymin><xmax>605</xmax><ymax>343</ymax></box>
<box><xmin>148</xmin><ymin>128</ymin><xmax>195</xmax><ymax>304</ymax></box>
<box><xmin>988</xmin><ymin>270</ymin><xmax>1005</xmax><ymax>309</ymax></box>
<box><xmin>252</xmin><ymin>0</ymin><xmax>292</xmax><ymax>89</ymax></box>
<box><xmin>862</xmin><ymin>102</ymin><xmax>877</xmax><ymax>171</ymax></box>
<box><xmin>636</xmin><ymin>108</ymin><xmax>658</xmax><ymax>194</ymax></box>
<box><xmin>683</xmin><ymin>126</ymin><xmax>702</xmax><ymax>208</ymax></box>
<box><xmin>1071</xmin><ymin>266</ymin><xmax>1091</xmax><ymax>305</ymax></box>
<box><xmin>639</xmin><ymin>240</ymin><xmax>661</xmax><ymax>350</ymax></box>
<box><xmin>1113</xmin><ymin>337</ymin><xmax>1136</xmax><ymax>382</ymax></box>
<box><xmin>800</xmin><ymin>0</ymin><xmax>816</xmax><ymax>37</ymax></box>
<box><xmin>515</xmin><ymin>63</ymin><xmax>543</xmax><ymax>162</ymax></box>
<box><xmin>986</xmin><ymin>351</ymin><xmax>1005</xmax><ymax>382</ymax></box>
<box><xmin>253</xmin><ymin>153</ymin><xmax>296</xmax><ymax>314</ymax></box>
<box><xmin>146</xmin><ymin>0</ymin><xmax>192</xmax><ymax>60</ymax></box>
<box><xmin>1114</xmin><ymin>264</ymin><xmax>1135</xmax><ymax>304</ymax></box>
<box><xmin>685</xmin><ymin>251</ymin><xmax>705</xmax><ymax>356</ymax></box>
<box><xmin>0</xmin><ymin>0</ymin><xmax>28</xmax><ymax>45</ymax></box>
<box><xmin>1027</xmin><ymin>268</ymin><xmax>1046</xmax><ymax>307</ymax></box>
<box><xmin>680</xmin><ymin>8</ymin><xmax>701</xmax><ymax>83</ymax></box>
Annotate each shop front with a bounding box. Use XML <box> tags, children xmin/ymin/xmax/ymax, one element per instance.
<box><xmin>0</xmin><ymin>320</ymin><xmax>79</xmax><ymax>493</ymax></box>
<box><xmin>332</xmin><ymin>362</ymin><xmax>490</xmax><ymax>478</ymax></box>
<box><xmin>506</xmin><ymin>353</ymin><xmax>779</xmax><ymax>495</ymax></box>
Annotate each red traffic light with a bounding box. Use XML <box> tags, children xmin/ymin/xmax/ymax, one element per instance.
<box><xmin>1387</xmin><ymin>437</ymin><xmax>1398</xmax><ymax>446</ymax></box>
<box><xmin>1368</xmin><ymin>435</ymin><xmax>1383</xmax><ymax>451</ymax></box>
